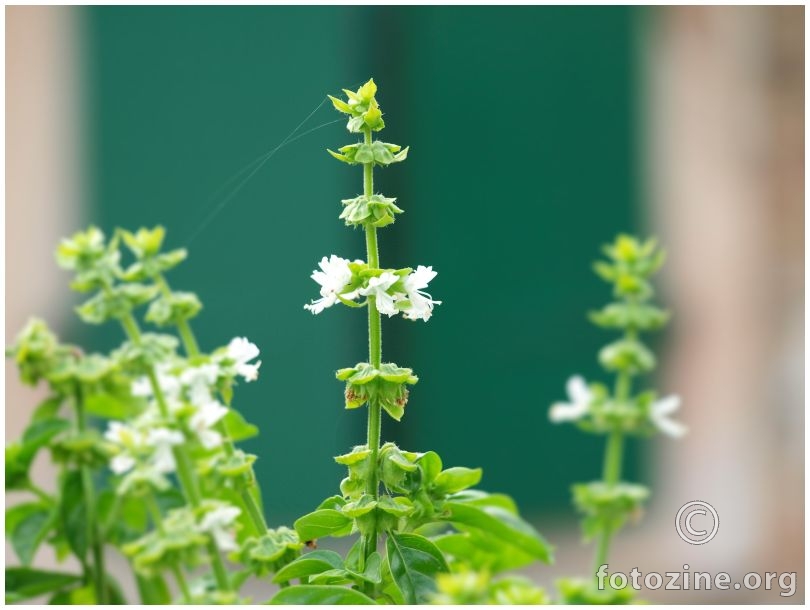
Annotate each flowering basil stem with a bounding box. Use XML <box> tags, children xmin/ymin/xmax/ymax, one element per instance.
<box><xmin>274</xmin><ymin>78</ymin><xmax>553</xmax><ymax>605</ymax></box>
<box><xmin>549</xmin><ymin>234</ymin><xmax>686</xmax><ymax>604</ymax></box>
<box><xmin>6</xmin><ymin>224</ymin><xmax>289</xmax><ymax>604</ymax></box>
<box><xmin>5</xmin><ymin>77</ymin><xmax>682</xmax><ymax>606</ymax></box>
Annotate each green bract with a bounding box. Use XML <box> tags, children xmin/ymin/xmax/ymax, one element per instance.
<box><xmin>328</xmin><ymin>141</ymin><xmax>409</xmax><ymax>166</ymax></box>
<box><xmin>337</xmin><ymin>362</ymin><xmax>418</xmax><ymax>420</ymax></box>
<box><xmin>56</xmin><ymin>227</ymin><xmax>121</xmax><ymax>292</ymax></box>
<box><xmin>328</xmin><ymin>78</ymin><xmax>385</xmax><ymax>133</ymax></box>
<box><xmin>146</xmin><ymin>292</ymin><xmax>202</xmax><ymax>327</ymax></box>
<box><xmin>340</xmin><ymin>194</ymin><xmax>404</xmax><ymax>228</ymax></box>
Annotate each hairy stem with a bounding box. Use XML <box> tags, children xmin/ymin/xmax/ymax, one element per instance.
<box><xmin>362</xmin><ymin>126</ymin><xmax>383</xmax><ymax>565</ymax></box>
<box><xmin>73</xmin><ymin>383</ymin><xmax>107</xmax><ymax>604</ymax></box>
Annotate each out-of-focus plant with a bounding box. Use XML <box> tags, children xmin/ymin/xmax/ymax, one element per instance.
<box><xmin>548</xmin><ymin>234</ymin><xmax>686</xmax><ymax>604</ymax></box>
<box><xmin>269</xmin><ymin>78</ymin><xmax>553</xmax><ymax>605</ymax></box>
<box><xmin>6</xmin><ymin>225</ymin><xmax>301</xmax><ymax>604</ymax></box>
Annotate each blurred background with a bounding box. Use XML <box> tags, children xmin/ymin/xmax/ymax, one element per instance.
<box><xmin>6</xmin><ymin>5</ymin><xmax>804</xmax><ymax>603</ymax></box>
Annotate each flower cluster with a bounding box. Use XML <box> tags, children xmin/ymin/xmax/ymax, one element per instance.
<box><xmin>550</xmin><ymin>374</ymin><xmax>686</xmax><ymax>438</ymax></box>
<box><xmin>304</xmin><ymin>255</ymin><xmax>441</xmax><ymax>322</ymax></box>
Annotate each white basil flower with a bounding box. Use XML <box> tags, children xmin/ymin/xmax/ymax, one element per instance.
<box><xmin>360</xmin><ymin>272</ymin><xmax>401</xmax><ymax>316</ymax></box>
<box><xmin>189</xmin><ymin>401</ymin><xmax>228</xmax><ymax>449</ymax></box>
<box><xmin>650</xmin><ymin>395</ymin><xmax>687</xmax><ymax>438</ymax></box>
<box><xmin>199</xmin><ymin>505</ymin><xmax>241</xmax><ymax>551</ymax></box>
<box><xmin>549</xmin><ymin>376</ymin><xmax>592</xmax><ymax>423</ymax></box>
<box><xmin>130</xmin><ymin>364</ymin><xmax>181</xmax><ymax>403</ymax></box>
<box><xmin>104</xmin><ymin>421</ymin><xmax>142</xmax><ymax>474</ymax></box>
<box><xmin>181</xmin><ymin>363</ymin><xmax>220</xmax><ymax>405</ymax></box>
<box><xmin>146</xmin><ymin>427</ymin><xmax>184</xmax><ymax>474</ymax></box>
<box><xmin>304</xmin><ymin>255</ymin><xmax>361</xmax><ymax>314</ymax></box>
<box><xmin>400</xmin><ymin>265</ymin><xmax>441</xmax><ymax>322</ymax></box>
<box><xmin>223</xmin><ymin>337</ymin><xmax>262</xmax><ymax>382</ymax></box>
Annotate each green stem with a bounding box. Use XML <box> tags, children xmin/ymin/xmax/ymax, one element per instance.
<box><xmin>155</xmin><ymin>272</ymin><xmax>269</xmax><ymax>537</ymax></box>
<box><xmin>361</xmin><ymin>127</ymin><xmax>382</xmax><ymax>566</ymax></box>
<box><xmin>602</xmin><ymin>429</ymin><xmax>624</xmax><ymax>485</ymax></box>
<box><xmin>145</xmin><ymin>494</ymin><xmax>191</xmax><ymax>603</ymax></box>
<box><xmin>119</xmin><ymin>312</ymin><xmax>231</xmax><ymax>592</ymax></box>
<box><xmin>593</xmin><ymin>369</ymin><xmax>631</xmax><ymax>577</ymax></box>
<box><xmin>74</xmin><ymin>384</ymin><xmax>107</xmax><ymax>604</ymax></box>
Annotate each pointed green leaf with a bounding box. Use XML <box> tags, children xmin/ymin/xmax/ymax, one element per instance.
<box><xmin>386</xmin><ymin>531</ymin><xmax>449</xmax><ymax>604</ymax></box>
<box><xmin>269</xmin><ymin>584</ymin><xmax>376</xmax><ymax>605</ymax></box>
<box><xmin>294</xmin><ymin>509</ymin><xmax>353</xmax><ymax>541</ymax></box>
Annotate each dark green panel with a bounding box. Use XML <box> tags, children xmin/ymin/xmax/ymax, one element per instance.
<box><xmin>81</xmin><ymin>6</ymin><xmax>641</xmax><ymax>525</ymax></box>
<box><xmin>82</xmin><ymin>6</ymin><xmax>372</xmax><ymax>523</ymax></box>
<box><xmin>363</xmin><ymin>6</ymin><xmax>642</xmax><ymax>514</ymax></box>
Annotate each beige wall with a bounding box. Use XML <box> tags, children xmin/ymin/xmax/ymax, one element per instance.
<box><xmin>6</xmin><ymin>5</ymin><xmax>84</xmax><ymax>576</ymax></box>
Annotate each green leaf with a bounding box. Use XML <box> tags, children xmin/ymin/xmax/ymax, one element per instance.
<box><xmin>273</xmin><ymin>550</ymin><xmax>344</xmax><ymax>584</ymax></box>
<box><xmin>48</xmin><ymin>584</ymin><xmax>95</xmax><ymax>604</ymax></box>
<box><xmin>59</xmin><ymin>470</ymin><xmax>88</xmax><ymax>560</ymax></box>
<box><xmin>294</xmin><ymin>509</ymin><xmax>353</xmax><ymax>541</ymax></box>
<box><xmin>269</xmin><ymin>584</ymin><xmax>377</xmax><ymax>605</ymax></box>
<box><xmin>6</xmin><ymin>418</ymin><xmax>71</xmax><ymax>490</ymax></box>
<box><xmin>433</xmin><ymin>467</ymin><xmax>482</xmax><ymax>495</ymax></box>
<box><xmin>386</xmin><ymin>531</ymin><xmax>449</xmax><ymax>604</ymax></box>
<box><xmin>5</xmin><ymin>567</ymin><xmax>81</xmax><ymax>603</ymax></box>
<box><xmin>449</xmin><ymin>490</ymin><xmax>519</xmax><ymax>514</ymax></box>
<box><xmin>418</xmin><ymin>451</ymin><xmax>442</xmax><ymax>484</ymax></box>
<box><xmin>31</xmin><ymin>396</ymin><xmax>63</xmax><ymax>423</ymax></box>
<box><xmin>434</xmin><ymin>531</ymin><xmax>535</xmax><ymax>573</ymax></box>
<box><xmin>7</xmin><ymin>502</ymin><xmax>54</xmax><ymax>565</ymax></box>
<box><xmin>83</xmin><ymin>392</ymin><xmax>141</xmax><ymax>419</ymax></box>
<box><xmin>222</xmin><ymin>408</ymin><xmax>259</xmax><ymax>442</ymax></box>
<box><xmin>442</xmin><ymin>502</ymin><xmax>553</xmax><ymax>564</ymax></box>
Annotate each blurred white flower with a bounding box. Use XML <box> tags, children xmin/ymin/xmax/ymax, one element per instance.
<box><xmin>400</xmin><ymin>265</ymin><xmax>441</xmax><ymax>322</ymax></box>
<box><xmin>224</xmin><ymin>337</ymin><xmax>262</xmax><ymax>382</ymax></box>
<box><xmin>104</xmin><ymin>422</ymin><xmax>143</xmax><ymax>474</ymax></box>
<box><xmin>549</xmin><ymin>376</ymin><xmax>592</xmax><ymax>423</ymax></box>
<box><xmin>130</xmin><ymin>365</ymin><xmax>181</xmax><ymax>409</ymax></box>
<box><xmin>189</xmin><ymin>401</ymin><xmax>228</xmax><ymax>449</ymax></box>
<box><xmin>199</xmin><ymin>504</ymin><xmax>241</xmax><ymax>551</ymax></box>
<box><xmin>360</xmin><ymin>272</ymin><xmax>401</xmax><ymax>316</ymax></box>
<box><xmin>650</xmin><ymin>395</ymin><xmax>687</xmax><ymax>438</ymax></box>
<box><xmin>181</xmin><ymin>363</ymin><xmax>219</xmax><ymax>404</ymax></box>
<box><xmin>146</xmin><ymin>427</ymin><xmax>184</xmax><ymax>473</ymax></box>
<box><xmin>304</xmin><ymin>255</ymin><xmax>360</xmax><ymax>314</ymax></box>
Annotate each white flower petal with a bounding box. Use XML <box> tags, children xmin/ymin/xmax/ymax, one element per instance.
<box><xmin>111</xmin><ymin>454</ymin><xmax>136</xmax><ymax>474</ymax></box>
<box><xmin>566</xmin><ymin>375</ymin><xmax>591</xmax><ymax>405</ymax></box>
<box><xmin>131</xmin><ymin>377</ymin><xmax>152</xmax><ymax>398</ymax></box>
<box><xmin>652</xmin><ymin>395</ymin><xmax>681</xmax><ymax>416</ymax></box>
<box><xmin>227</xmin><ymin>338</ymin><xmax>260</xmax><ymax>364</ymax></box>
<box><xmin>549</xmin><ymin>401</ymin><xmax>588</xmax><ymax>423</ymax></box>
<box><xmin>653</xmin><ymin>414</ymin><xmax>688</xmax><ymax>438</ymax></box>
